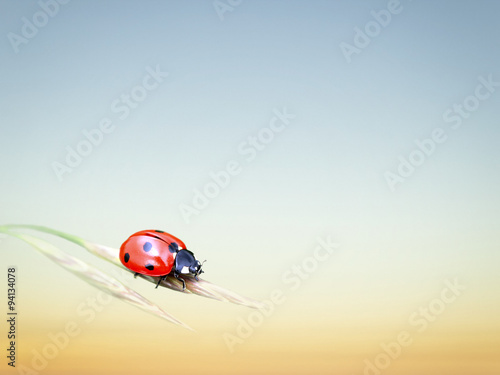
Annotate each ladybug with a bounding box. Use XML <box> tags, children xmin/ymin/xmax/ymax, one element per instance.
<box><xmin>119</xmin><ymin>229</ymin><xmax>204</xmax><ymax>290</ymax></box>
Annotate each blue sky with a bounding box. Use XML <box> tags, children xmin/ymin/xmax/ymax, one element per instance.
<box><xmin>1</xmin><ymin>0</ymin><xmax>499</xmax><ymax>287</ymax></box>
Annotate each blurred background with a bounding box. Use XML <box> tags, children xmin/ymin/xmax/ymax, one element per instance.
<box><xmin>1</xmin><ymin>1</ymin><xmax>499</xmax><ymax>374</ymax></box>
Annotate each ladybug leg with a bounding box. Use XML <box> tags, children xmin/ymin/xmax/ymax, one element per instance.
<box><xmin>134</xmin><ymin>272</ymin><xmax>140</xmax><ymax>278</ymax></box>
<box><xmin>173</xmin><ymin>272</ymin><xmax>186</xmax><ymax>291</ymax></box>
<box><xmin>155</xmin><ymin>275</ymin><xmax>166</xmax><ymax>289</ymax></box>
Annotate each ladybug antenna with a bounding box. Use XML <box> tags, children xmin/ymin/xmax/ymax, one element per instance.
<box><xmin>198</xmin><ymin>260</ymin><xmax>206</xmax><ymax>275</ymax></box>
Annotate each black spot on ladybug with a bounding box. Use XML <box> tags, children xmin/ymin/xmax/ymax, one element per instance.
<box><xmin>145</xmin><ymin>264</ymin><xmax>154</xmax><ymax>271</ymax></box>
<box><xmin>143</xmin><ymin>242</ymin><xmax>152</xmax><ymax>252</ymax></box>
<box><xmin>124</xmin><ymin>253</ymin><xmax>130</xmax><ymax>263</ymax></box>
<box><xmin>168</xmin><ymin>242</ymin><xmax>178</xmax><ymax>253</ymax></box>
<box><xmin>155</xmin><ymin>230</ymin><xmax>165</xmax><ymax>233</ymax></box>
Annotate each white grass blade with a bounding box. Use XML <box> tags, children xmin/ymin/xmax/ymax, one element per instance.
<box><xmin>3</xmin><ymin>224</ymin><xmax>265</xmax><ymax>309</ymax></box>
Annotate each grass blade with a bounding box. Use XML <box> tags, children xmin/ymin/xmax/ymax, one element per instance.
<box><xmin>2</xmin><ymin>224</ymin><xmax>265</xmax><ymax>309</ymax></box>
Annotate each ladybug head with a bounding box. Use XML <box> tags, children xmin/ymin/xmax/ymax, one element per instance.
<box><xmin>174</xmin><ymin>249</ymin><xmax>206</xmax><ymax>280</ymax></box>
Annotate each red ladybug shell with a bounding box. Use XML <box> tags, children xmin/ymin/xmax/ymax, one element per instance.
<box><xmin>119</xmin><ymin>230</ymin><xmax>187</xmax><ymax>277</ymax></box>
